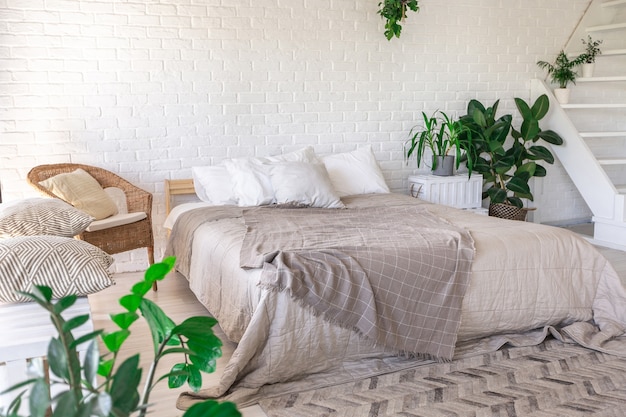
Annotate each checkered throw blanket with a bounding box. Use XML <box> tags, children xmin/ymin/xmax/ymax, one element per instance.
<box><xmin>240</xmin><ymin>205</ymin><xmax>475</xmax><ymax>360</ymax></box>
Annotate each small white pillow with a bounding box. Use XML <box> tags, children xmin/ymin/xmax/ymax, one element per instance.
<box><xmin>225</xmin><ymin>158</ymin><xmax>275</xmax><ymax>207</ymax></box>
<box><xmin>321</xmin><ymin>145</ymin><xmax>390</xmax><ymax>197</ymax></box>
<box><xmin>223</xmin><ymin>147</ymin><xmax>321</xmax><ymax>207</ymax></box>
<box><xmin>268</xmin><ymin>162</ymin><xmax>345</xmax><ymax>209</ymax></box>
<box><xmin>192</xmin><ymin>165</ymin><xmax>238</xmax><ymax>205</ymax></box>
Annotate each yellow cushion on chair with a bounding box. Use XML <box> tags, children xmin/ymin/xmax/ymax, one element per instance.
<box><xmin>39</xmin><ymin>168</ymin><xmax>118</xmax><ymax>220</ymax></box>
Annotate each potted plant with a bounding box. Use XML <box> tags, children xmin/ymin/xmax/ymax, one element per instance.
<box><xmin>458</xmin><ymin>94</ymin><xmax>564</xmax><ymax>221</ymax></box>
<box><xmin>404</xmin><ymin>111</ymin><xmax>473</xmax><ymax>177</ymax></box>
<box><xmin>377</xmin><ymin>0</ymin><xmax>419</xmax><ymax>40</ymax></box>
<box><xmin>580</xmin><ymin>35</ymin><xmax>602</xmax><ymax>77</ymax></box>
<box><xmin>537</xmin><ymin>50</ymin><xmax>586</xmax><ymax>104</ymax></box>
<box><xmin>0</xmin><ymin>258</ymin><xmax>241</xmax><ymax>417</ymax></box>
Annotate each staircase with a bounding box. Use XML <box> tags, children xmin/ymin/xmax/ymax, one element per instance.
<box><xmin>531</xmin><ymin>0</ymin><xmax>626</xmax><ymax>250</ymax></box>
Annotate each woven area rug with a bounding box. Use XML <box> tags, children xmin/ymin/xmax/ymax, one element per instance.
<box><xmin>258</xmin><ymin>338</ymin><xmax>626</xmax><ymax>417</ymax></box>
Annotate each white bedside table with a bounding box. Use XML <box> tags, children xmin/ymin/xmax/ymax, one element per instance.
<box><xmin>408</xmin><ymin>173</ymin><xmax>485</xmax><ymax>212</ymax></box>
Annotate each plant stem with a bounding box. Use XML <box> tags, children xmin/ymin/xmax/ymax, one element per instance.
<box><xmin>48</xmin><ymin>307</ymin><xmax>83</xmax><ymax>402</ymax></box>
<box><xmin>138</xmin><ymin>336</ymin><xmax>171</xmax><ymax>417</ymax></box>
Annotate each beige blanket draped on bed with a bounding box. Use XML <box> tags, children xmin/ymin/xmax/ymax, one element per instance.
<box><xmin>240</xmin><ymin>206</ymin><xmax>475</xmax><ymax>360</ymax></box>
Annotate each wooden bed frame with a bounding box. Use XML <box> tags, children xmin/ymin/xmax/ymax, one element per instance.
<box><xmin>164</xmin><ymin>179</ymin><xmax>195</xmax><ymax>214</ymax></box>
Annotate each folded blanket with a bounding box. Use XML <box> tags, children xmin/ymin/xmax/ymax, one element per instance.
<box><xmin>240</xmin><ymin>205</ymin><xmax>475</xmax><ymax>360</ymax></box>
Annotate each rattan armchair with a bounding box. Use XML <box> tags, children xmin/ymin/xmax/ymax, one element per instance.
<box><xmin>27</xmin><ymin>163</ymin><xmax>156</xmax><ymax>290</ymax></box>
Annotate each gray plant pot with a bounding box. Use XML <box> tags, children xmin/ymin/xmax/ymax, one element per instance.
<box><xmin>432</xmin><ymin>155</ymin><xmax>455</xmax><ymax>176</ymax></box>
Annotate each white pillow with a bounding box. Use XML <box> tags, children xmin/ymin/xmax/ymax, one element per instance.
<box><xmin>268</xmin><ymin>162</ymin><xmax>345</xmax><ymax>209</ymax></box>
<box><xmin>192</xmin><ymin>165</ymin><xmax>238</xmax><ymax>205</ymax></box>
<box><xmin>225</xmin><ymin>147</ymin><xmax>320</xmax><ymax>207</ymax></box>
<box><xmin>321</xmin><ymin>145</ymin><xmax>390</xmax><ymax>197</ymax></box>
<box><xmin>224</xmin><ymin>158</ymin><xmax>275</xmax><ymax>207</ymax></box>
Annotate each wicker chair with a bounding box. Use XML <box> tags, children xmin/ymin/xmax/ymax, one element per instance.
<box><xmin>27</xmin><ymin>163</ymin><xmax>156</xmax><ymax>290</ymax></box>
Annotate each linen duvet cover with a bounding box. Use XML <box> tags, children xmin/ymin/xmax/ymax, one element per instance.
<box><xmin>165</xmin><ymin>193</ymin><xmax>626</xmax><ymax>408</ymax></box>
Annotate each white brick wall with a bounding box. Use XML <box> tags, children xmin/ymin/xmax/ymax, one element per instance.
<box><xmin>0</xmin><ymin>0</ymin><xmax>594</xmax><ymax>271</ymax></box>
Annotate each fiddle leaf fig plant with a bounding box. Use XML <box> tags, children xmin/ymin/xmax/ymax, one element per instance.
<box><xmin>459</xmin><ymin>94</ymin><xmax>564</xmax><ymax>208</ymax></box>
<box><xmin>0</xmin><ymin>257</ymin><xmax>241</xmax><ymax>417</ymax></box>
<box><xmin>378</xmin><ymin>0</ymin><xmax>419</xmax><ymax>40</ymax></box>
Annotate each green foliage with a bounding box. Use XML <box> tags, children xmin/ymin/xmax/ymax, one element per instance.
<box><xmin>581</xmin><ymin>35</ymin><xmax>602</xmax><ymax>64</ymax></box>
<box><xmin>0</xmin><ymin>257</ymin><xmax>240</xmax><ymax>417</ymax></box>
<box><xmin>537</xmin><ymin>50</ymin><xmax>586</xmax><ymax>89</ymax></box>
<box><xmin>458</xmin><ymin>94</ymin><xmax>564</xmax><ymax>208</ymax></box>
<box><xmin>377</xmin><ymin>0</ymin><xmax>419</xmax><ymax>40</ymax></box>
<box><xmin>404</xmin><ymin>110</ymin><xmax>474</xmax><ymax>174</ymax></box>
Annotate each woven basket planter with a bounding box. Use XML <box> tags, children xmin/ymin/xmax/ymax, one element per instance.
<box><xmin>488</xmin><ymin>203</ymin><xmax>532</xmax><ymax>221</ymax></box>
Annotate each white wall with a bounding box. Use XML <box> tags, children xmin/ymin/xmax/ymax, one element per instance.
<box><xmin>0</xmin><ymin>0</ymin><xmax>593</xmax><ymax>271</ymax></box>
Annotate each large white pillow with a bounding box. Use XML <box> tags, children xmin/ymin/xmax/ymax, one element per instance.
<box><xmin>268</xmin><ymin>162</ymin><xmax>345</xmax><ymax>209</ymax></box>
<box><xmin>321</xmin><ymin>145</ymin><xmax>390</xmax><ymax>197</ymax></box>
<box><xmin>0</xmin><ymin>236</ymin><xmax>114</xmax><ymax>303</ymax></box>
<box><xmin>192</xmin><ymin>165</ymin><xmax>238</xmax><ymax>205</ymax></box>
<box><xmin>225</xmin><ymin>147</ymin><xmax>320</xmax><ymax>207</ymax></box>
<box><xmin>0</xmin><ymin>198</ymin><xmax>94</xmax><ymax>238</ymax></box>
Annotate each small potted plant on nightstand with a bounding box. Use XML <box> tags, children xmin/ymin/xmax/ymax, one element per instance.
<box><xmin>404</xmin><ymin>111</ymin><xmax>473</xmax><ymax>177</ymax></box>
<box><xmin>580</xmin><ymin>35</ymin><xmax>603</xmax><ymax>78</ymax></box>
<box><xmin>537</xmin><ymin>50</ymin><xmax>586</xmax><ymax>104</ymax></box>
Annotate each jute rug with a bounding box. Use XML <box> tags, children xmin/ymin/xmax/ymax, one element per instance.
<box><xmin>258</xmin><ymin>338</ymin><xmax>626</xmax><ymax>417</ymax></box>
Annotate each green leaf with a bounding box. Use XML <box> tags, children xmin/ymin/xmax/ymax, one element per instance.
<box><xmin>534</xmin><ymin>164</ymin><xmax>547</xmax><ymax>177</ymax></box>
<box><xmin>520</xmin><ymin>118</ymin><xmax>540</xmax><ymax>141</ymax></box>
<box><xmin>145</xmin><ymin>258</ymin><xmax>175</xmax><ymax>285</ymax></box>
<box><xmin>110</xmin><ymin>311</ymin><xmax>139</xmax><ymax>330</ymax></box>
<box><xmin>62</xmin><ymin>314</ymin><xmax>90</xmax><ymax>333</ymax></box>
<box><xmin>109</xmin><ymin>354</ymin><xmax>141</xmax><ymax>413</ymax></box>
<box><xmin>187</xmin><ymin>365</ymin><xmax>203</xmax><ymax>392</ymax></box>
<box><xmin>95</xmin><ymin>392</ymin><xmax>113</xmax><ymax>417</ymax></box>
<box><xmin>168</xmin><ymin>363</ymin><xmax>188</xmax><ymax>389</ymax></box>
<box><xmin>119</xmin><ymin>294</ymin><xmax>142</xmax><ymax>313</ymax></box>
<box><xmin>29</xmin><ymin>378</ymin><xmax>51</xmax><ymax>417</ymax></box>
<box><xmin>507</xmin><ymin>196</ymin><xmax>525</xmax><ymax>208</ymax></box>
<box><xmin>173</xmin><ymin>316</ymin><xmax>219</xmax><ymax>340</ymax></box>
<box><xmin>140</xmin><ymin>298</ymin><xmax>176</xmax><ymax>354</ymax></box>
<box><xmin>47</xmin><ymin>338</ymin><xmax>69</xmax><ymax>381</ymax></box>
<box><xmin>530</xmin><ymin>94</ymin><xmax>549</xmax><ymax>119</ymax></box>
<box><xmin>487</xmin><ymin>187</ymin><xmax>508</xmax><ymax>204</ymax></box>
<box><xmin>527</xmin><ymin>145</ymin><xmax>555</xmax><ymax>163</ymax></box>
<box><xmin>538</xmin><ymin>129</ymin><xmax>564</xmax><ymax>145</ymax></box>
<box><xmin>516</xmin><ymin>162</ymin><xmax>537</xmax><ymax>176</ymax></box>
<box><xmin>506</xmin><ymin>176</ymin><xmax>531</xmax><ymax>195</ymax></box>
<box><xmin>131</xmin><ymin>281</ymin><xmax>153</xmax><ymax>297</ymax></box>
<box><xmin>51</xmin><ymin>391</ymin><xmax>80</xmax><ymax>417</ymax></box>
<box><xmin>97</xmin><ymin>358</ymin><xmax>114</xmax><ymax>378</ymax></box>
<box><xmin>53</xmin><ymin>295</ymin><xmax>77</xmax><ymax>314</ymax></box>
<box><xmin>83</xmin><ymin>340</ymin><xmax>99</xmax><ymax>389</ymax></box>
<box><xmin>33</xmin><ymin>285</ymin><xmax>53</xmax><ymax>302</ymax></box>
<box><xmin>514</xmin><ymin>97</ymin><xmax>532</xmax><ymax>120</ymax></box>
<box><xmin>70</xmin><ymin>330</ymin><xmax>103</xmax><ymax>350</ymax></box>
<box><xmin>183</xmin><ymin>400</ymin><xmax>242</xmax><ymax>417</ymax></box>
<box><xmin>102</xmin><ymin>330</ymin><xmax>130</xmax><ymax>353</ymax></box>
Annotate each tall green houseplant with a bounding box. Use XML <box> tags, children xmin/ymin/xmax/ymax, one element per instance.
<box><xmin>0</xmin><ymin>258</ymin><xmax>240</xmax><ymax>417</ymax></box>
<box><xmin>459</xmin><ymin>94</ymin><xmax>564</xmax><ymax>209</ymax></box>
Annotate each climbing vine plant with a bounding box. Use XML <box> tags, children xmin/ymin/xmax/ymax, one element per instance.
<box><xmin>377</xmin><ymin>0</ymin><xmax>420</xmax><ymax>40</ymax></box>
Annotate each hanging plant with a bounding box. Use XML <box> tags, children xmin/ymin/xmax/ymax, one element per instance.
<box><xmin>378</xmin><ymin>0</ymin><xmax>420</xmax><ymax>40</ymax></box>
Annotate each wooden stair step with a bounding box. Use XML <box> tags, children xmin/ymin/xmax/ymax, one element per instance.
<box><xmin>562</xmin><ymin>103</ymin><xmax>626</xmax><ymax>109</ymax></box>
<box><xmin>578</xmin><ymin>75</ymin><xmax>626</xmax><ymax>82</ymax></box>
<box><xmin>602</xmin><ymin>0</ymin><xmax>626</xmax><ymax>8</ymax></box>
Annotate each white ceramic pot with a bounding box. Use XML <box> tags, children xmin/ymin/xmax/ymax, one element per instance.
<box><xmin>582</xmin><ymin>63</ymin><xmax>595</xmax><ymax>78</ymax></box>
<box><xmin>553</xmin><ymin>88</ymin><xmax>570</xmax><ymax>105</ymax></box>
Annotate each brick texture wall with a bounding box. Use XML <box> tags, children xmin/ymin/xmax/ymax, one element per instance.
<box><xmin>0</xmin><ymin>0</ymin><xmax>593</xmax><ymax>271</ymax></box>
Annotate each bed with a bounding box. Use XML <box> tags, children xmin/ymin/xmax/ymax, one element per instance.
<box><xmin>164</xmin><ymin>147</ymin><xmax>626</xmax><ymax>409</ymax></box>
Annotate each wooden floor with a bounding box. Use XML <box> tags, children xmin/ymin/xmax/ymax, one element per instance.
<box><xmin>88</xmin><ymin>241</ymin><xmax>626</xmax><ymax>417</ymax></box>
